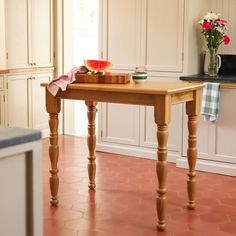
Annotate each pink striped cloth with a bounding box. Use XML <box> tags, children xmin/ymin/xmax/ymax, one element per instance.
<box><xmin>47</xmin><ymin>66</ymin><xmax>87</xmax><ymax>96</ymax></box>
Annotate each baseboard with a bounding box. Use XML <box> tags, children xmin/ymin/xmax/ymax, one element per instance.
<box><xmin>176</xmin><ymin>157</ymin><xmax>236</xmax><ymax>176</ymax></box>
<box><xmin>97</xmin><ymin>142</ymin><xmax>236</xmax><ymax>176</ymax></box>
<box><xmin>96</xmin><ymin>142</ymin><xmax>179</xmax><ymax>163</ymax></box>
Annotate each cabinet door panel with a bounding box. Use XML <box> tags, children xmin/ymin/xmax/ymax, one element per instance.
<box><xmin>145</xmin><ymin>0</ymin><xmax>184</xmax><ymax>72</ymax></box>
<box><xmin>5</xmin><ymin>0</ymin><xmax>29</xmax><ymax>68</ymax></box>
<box><xmin>0</xmin><ymin>91</ymin><xmax>5</xmax><ymax>124</ymax></box>
<box><xmin>104</xmin><ymin>0</ymin><xmax>141</xmax><ymax>70</ymax></box>
<box><xmin>140</xmin><ymin>104</ymin><xmax>182</xmax><ymax>152</ymax></box>
<box><xmin>31</xmin><ymin>74</ymin><xmax>52</xmax><ymax>132</ymax></box>
<box><xmin>30</xmin><ymin>0</ymin><xmax>53</xmax><ymax>67</ymax></box>
<box><xmin>8</xmin><ymin>75</ymin><xmax>28</xmax><ymax>128</ymax></box>
<box><xmin>182</xmin><ymin>89</ymin><xmax>236</xmax><ymax>164</ymax></box>
<box><xmin>215</xmin><ymin>89</ymin><xmax>236</xmax><ymax>163</ymax></box>
<box><xmin>101</xmin><ymin>103</ymin><xmax>140</xmax><ymax>145</ymax></box>
<box><xmin>0</xmin><ymin>1</ymin><xmax>6</xmax><ymax>69</ymax></box>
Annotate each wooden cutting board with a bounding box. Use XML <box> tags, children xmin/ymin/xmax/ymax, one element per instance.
<box><xmin>74</xmin><ymin>73</ymin><xmax>131</xmax><ymax>84</ymax></box>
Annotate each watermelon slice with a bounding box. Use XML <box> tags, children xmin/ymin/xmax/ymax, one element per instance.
<box><xmin>84</xmin><ymin>59</ymin><xmax>112</xmax><ymax>73</ymax></box>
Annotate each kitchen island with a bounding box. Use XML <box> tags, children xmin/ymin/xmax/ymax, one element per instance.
<box><xmin>0</xmin><ymin>126</ymin><xmax>42</xmax><ymax>236</ymax></box>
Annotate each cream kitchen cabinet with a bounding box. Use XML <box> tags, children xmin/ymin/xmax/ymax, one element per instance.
<box><xmin>0</xmin><ymin>0</ymin><xmax>6</xmax><ymax>69</ymax></box>
<box><xmin>143</xmin><ymin>0</ymin><xmax>184</xmax><ymax>72</ymax></box>
<box><xmin>0</xmin><ymin>91</ymin><xmax>6</xmax><ymax>125</ymax></box>
<box><xmin>5</xmin><ymin>0</ymin><xmax>53</xmax><ymax>69</ymax></box>
<box><xmin>177</xmin><ymin>88</ymin><xmax>236</xmax><ymax>176</ymax></box>
<box><xmin>100</xmin><ymin>103</ymin><xmax>140</xmax><ymax>146</ymax></box>
<box><xmin>98</xmin><ymin>101</ymin><xmax>183</xmax><ymax>162</ymax></box>
<box><xmin>98</xmin><ymin>0</ymin><xmax>209</xmax><ymax>160</ymax></box>
<box><xmin>97</xmin><ymin>76</ymin><xmax>184</xmax><ymax>161</ymax></box>
<box><xmin>175</xmin><ymin>0</ymin><xmax>236</xmax><ymax>176</ymax></box>
<box><xmin>102</xmin><ymin>0</ymin><xmax>184</xmax><ymax>72</ymax></box>
<box><xmin>7</xmin><ymin>73</ymin><xmax>52</xmax><ymax>136</ymax></box>
<box><xmin>0</xmin><ymin>75</ymin><xmax>6</xmax><ymax>125</ymax></box>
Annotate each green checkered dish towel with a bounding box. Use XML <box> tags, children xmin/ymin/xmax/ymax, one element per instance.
<box><xmin>201</xmin><ymin>82</ymin><xmax>220</xmax><ymax>122</ymax></box>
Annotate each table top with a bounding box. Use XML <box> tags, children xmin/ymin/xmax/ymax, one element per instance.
<box><xmin>42</xmin><ymin>81</ymin><xmax>204</xmax><ymax>95</ymax></box>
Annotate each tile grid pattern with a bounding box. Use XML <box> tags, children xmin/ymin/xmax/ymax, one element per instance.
<box><xmin>43</xmin><ymin>136</ymin><xmax>236</xmax><ymax>236</ymax></box>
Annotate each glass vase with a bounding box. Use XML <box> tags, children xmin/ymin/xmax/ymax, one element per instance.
<box><xmin>208</xmin><ymin>48</ymin><xmax>218</xmax><ymax>76</ymax></box>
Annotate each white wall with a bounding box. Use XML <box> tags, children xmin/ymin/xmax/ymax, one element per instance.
<box><xmin>184</xmin><ymin>0</ymin><xmax>214</xmax><ymax>75</ymax></box>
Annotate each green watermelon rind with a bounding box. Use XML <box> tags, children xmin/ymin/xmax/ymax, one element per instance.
<box><xmin>84</xmin><ymin>59</ymin><xmax>112</xmax><ymax>73</ymax></box>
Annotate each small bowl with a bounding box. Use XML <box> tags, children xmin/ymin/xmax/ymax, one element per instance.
<box><xmin>132</xmin><ymin>72</ymin><xmax>147</xmax><ymax>84</ymax></box>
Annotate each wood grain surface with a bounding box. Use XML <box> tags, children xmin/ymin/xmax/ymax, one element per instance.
<box><xmin>74</xmin><ymin>73</ymin><xmax>131</xmax><ymax>84</ymax></box>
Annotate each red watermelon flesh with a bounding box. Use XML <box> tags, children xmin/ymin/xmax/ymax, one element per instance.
<box><xmin>84</xmin><ymin>59</ymin><xmax>112</xmax><ymax>73</ymax></box>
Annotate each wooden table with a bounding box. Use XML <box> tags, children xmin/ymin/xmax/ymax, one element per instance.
<box><xmin>42</xmin><ymin>81</ymin><xmax>204</xmax><ymax>231</ymax></box>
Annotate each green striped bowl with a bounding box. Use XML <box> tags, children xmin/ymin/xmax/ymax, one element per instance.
<box><xmin>132</xmin><ymin>73</ymin><xmax>147</xmax><ymax>84</ymax></box>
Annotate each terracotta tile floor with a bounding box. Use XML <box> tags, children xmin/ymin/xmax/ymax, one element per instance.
<box><xmin>43</xmin><ymin>135</ymin><xmax>236</xmax><ymax>236</ymax></box>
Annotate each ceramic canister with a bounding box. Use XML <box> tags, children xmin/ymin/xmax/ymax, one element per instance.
<box><xmin>132</xmin><ymin>72</ymin><xmax>147</xmax><ymax>84</ymax></box>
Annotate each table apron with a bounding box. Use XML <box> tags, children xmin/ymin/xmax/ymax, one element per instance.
<box><xmin>56</xmin><ymin>89</ymin><xmax>195</xmax><ymax>106</ymax></box>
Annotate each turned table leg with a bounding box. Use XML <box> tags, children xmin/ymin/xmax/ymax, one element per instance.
<box><xmin>46</xmin><ymin>89</ymin><xmax>61</xmax><ymax>206</ymax></box>
<box><xmin>156</xmin><ymin>124</ymin><xmax>168</xmax><ymax>231</ymax></box>
<box><xmin>154</xmin><ymin>96</ymin><xmax>171</xmax><ymax>231</ymax></box>
<box><xmin>186</xmin><ymin>90</ymin><xmax>200</xmax><ymax>210</ymax></box>
<box><xmin>186</xmin><ymin>115</ymin><xmax>198</xmax><ymax>209</ymax></box>
<box><xmin>49</xmin><ymin>114</ymin><xmax>59</xmax><ymax>206</ymax></box>
<box><xmin>85</xmin><ymin>101</ymin><xmax>97</xmax><ymax>189</ymax></box>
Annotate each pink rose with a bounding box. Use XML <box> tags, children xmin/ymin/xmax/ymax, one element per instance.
<box><xmin>223</xmin><ymin>35</ymin><xmax>230</xmax><ymax>45</ymax></box>
<box><xmin>202</xmin><ymin>21</ymin><xmax>211</xmax><ymax>30</ymax></box>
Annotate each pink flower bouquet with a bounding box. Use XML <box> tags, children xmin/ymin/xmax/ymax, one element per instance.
<box><xmin>199</xmin><ymin>12</ymin><xmax>230</xmax><ymax>76</ymax></box>
<box><xmin>200</xmin><ymin>12</ymin><xmax>230</xmax><ymax>49</ymax></box>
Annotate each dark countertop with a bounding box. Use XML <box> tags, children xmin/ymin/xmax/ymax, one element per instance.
<box><xmin>180</xmin><ymin>74</ymin><xmax>236</xmax><ymax>83</ymax></box>
<box><xmin>0</xmin><ymin>125</ymin><xmax>41</xmax><ymax>149</ymax></box>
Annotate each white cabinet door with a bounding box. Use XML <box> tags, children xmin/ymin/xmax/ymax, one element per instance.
<box><xmin>5</xmin><ymin>0</ymin><xmax>53</xmax><ymax>68</ymax></box>
<box><xmin>7</xmin><ymin>73</ymin><xmax>52</xmax><ymax>134</ymax></box>
<box><xmin>102</xmin><ymin>0</ymin><xmax>141</xmax><ymax>70</ymax></box>
<box><xmin>0</xmin><ymin>0</ymin><xmax>6</xmax><ymax>69</ymax></box>
<box><xmin>100</xmin><ymin>0</ymin><xmax>185</xmax><ymax>155</ymax></box>
<box><xmin>101</xmin><ymin>103</ymin><xmax>140</xmax><ymax>145</ymax></box>
<box><xmin>140</xmin><ymin>104</ymin><xmax>182</xmax><ymax>152</ymax></box>
<box><xmin>100</xmin><ymin>0</ymin><xmax>141</xmax><ymax>150</ymax></box>
<box><xmin>213</xmin><ymin>89</ymin><xmax>236</xmax><ymax>164</ymax></box>
<box><xmin>144</xmin><ymin>0</ymin><xmax>184</xmax><ymax>72</ymax></box>
<box><xmin>102</xmin><ymin>0</ymin><xmax>184</xmax><ymax>72</ymax></box>
<box><xmin>30</xmin><ymin>73</ymin><xmax>52</xmax><ymax>134</ymax></box>
<box><xmin>30</xmin><ymin>0</ymin><xmax>53</xmax><ymax>67</ymax></box>
<box><xmin>0</xmin><ymin>91</ymin><xmax>6</xmax><ymax>124</ymax></box>
<box><xmin>7</xmin><ymin>75</ymin><xmax>29</xmax><ymax>128</ymax></box>
<box><xmin>182</xmin><ymin>89</ymin><xmax>236</xmax><ymax>165</ymax></box>
<box><xmin>5</xmin><ymin>0</ymin><xmax>29</xmax><ymax>68</ymax></box>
